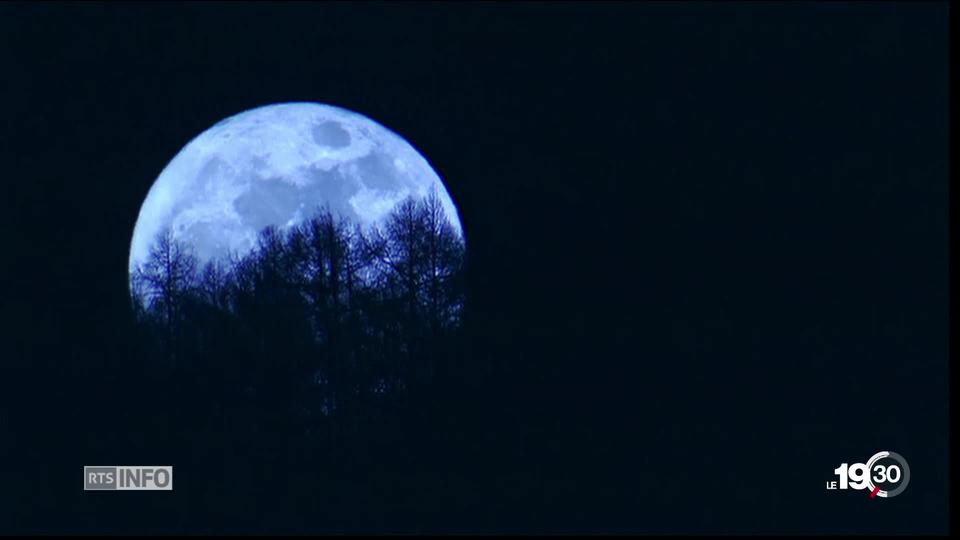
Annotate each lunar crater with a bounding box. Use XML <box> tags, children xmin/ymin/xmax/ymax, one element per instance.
<box><xmin>311</xmin><ymin>121</ymin><xmax>352</xmax><ymax>148</ymax></box>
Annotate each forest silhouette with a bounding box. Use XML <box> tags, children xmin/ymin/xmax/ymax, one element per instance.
<box><xmin>131</xmin><ymin>191</ymin><xmax>466</xmax><ymax>415</ymax></box>
<box><xmin>118</xmin><ymin>192</ymin><xmax>504</xmax><ymax>532</ymax></box>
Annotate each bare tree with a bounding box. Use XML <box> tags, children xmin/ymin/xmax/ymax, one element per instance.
<box><xmin>421</xmin><ymin>189</ymin><xmax>466</xmax><ymax>335</ymax></box>
<box><xmin>132</xmin><ymin>229</ymin><xmax>198</xmax><ymax>368</ymax></box>
<box><xmin>366</xmin><ymin>193</ymin><xmax>466</xmax><ymax>386</ymax></box>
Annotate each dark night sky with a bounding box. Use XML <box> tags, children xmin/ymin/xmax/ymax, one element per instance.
<box><xmin>0</xmin><ymin>1</ymin><xmax>950</xmax><ymax>534</ymax></box>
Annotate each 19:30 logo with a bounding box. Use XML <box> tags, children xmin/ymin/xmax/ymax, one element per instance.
<box><xmin>826</xmin><ymin>451</ymin><xmax>910</xmax><ymax>499</ymax></box>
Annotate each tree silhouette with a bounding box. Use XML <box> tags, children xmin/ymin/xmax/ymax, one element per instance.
<box><xmin>131</xmin><ymin>229</ymin><xmax>198</xmax><ymax>368</ymax></box>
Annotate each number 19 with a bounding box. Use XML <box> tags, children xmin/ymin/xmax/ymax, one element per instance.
<box><xmin>834</xmin><ymin>463</ymin><xmax>870</xmax><ymax>490</ymax></box>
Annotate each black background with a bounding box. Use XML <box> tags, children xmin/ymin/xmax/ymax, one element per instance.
<box><xmin>0</xmin><ymin>1</ymin><xmax>949</xmax><ymax>534</ymax></box>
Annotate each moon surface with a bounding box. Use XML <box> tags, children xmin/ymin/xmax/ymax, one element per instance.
<box><xmin>129</xmin><ymin>102</ymin><xmax>463</xmax><ymax>287</ymax></box>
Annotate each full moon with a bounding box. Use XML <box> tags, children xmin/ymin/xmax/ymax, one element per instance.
<box><xmin>129</xmin><ymin>102</ymin><xmax>463</xmax><ymax>288</ymax></box>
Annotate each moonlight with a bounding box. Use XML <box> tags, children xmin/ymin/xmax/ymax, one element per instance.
<box><xmin>128</xmin><ymin>102</ymin><xmax>464</xmax><ymax>293</ymax></box>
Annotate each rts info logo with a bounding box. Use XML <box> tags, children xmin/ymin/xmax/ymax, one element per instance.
<box><xmin>84</xmin><ymin>466</ymin><xmax>173</xmax><ymax>491</ymax></box>
<box><xmin>826</xmin><ymin>451</ymin><xmax>910</xmax><ymax>499</ymax></box>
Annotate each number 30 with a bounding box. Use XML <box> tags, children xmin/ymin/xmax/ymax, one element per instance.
<box><xmin>873</xmin><ymin>464</ymin><xmax>901</xmax><ymax>483</ymax></box>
